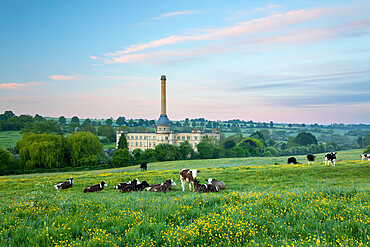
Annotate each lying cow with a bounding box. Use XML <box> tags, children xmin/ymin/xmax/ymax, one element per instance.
<box><xmin>114</xmin><ymin>179</ymin><xmax>140</xmax><ymax>190</ymax></box>
<box><xmin>83</xmin><ymin>181</ymin><xmax>107</xmax><ymax>193</ymax></box>
<box><xmin>54</xmin><ymin>177</ymin><xmax>74</xmax><ymax>190</ymax></box>
<box><xmin>193</xmin><ymin>179</ymin><xmax>219</xmax><ymax>193</ymax></box>
<box><xmin>147</xmin><ymin>179</ymin><xmax>177</xmax><ymax>193</ymax></box>
<box><xmin>206</xmin><ymin>178</ymin><xmax>226</xmax><ymax>190</ymax></box>
<box><xmin>140</xmin><ymin>162</ymin><xmax>148</xmax><ymax>171</ymax></box>
<box><xmin>287</xmin><ymin>157</ymin><xmax>300</xmax><ymax>164</ymax></box>
<box><xmin>180</xmin><ymin>169</ymin><xmax>198</xmax><ymax>191</ymax></box>
<box><xmin>307</xmin><ymin>154</ymin><xmax>316</xmax><ymax>165</ymax></box>
<box><xmin>361</xmin><ymin>154</ymin><xmax>370</xmax><ymax>161</ymax></box>
<box><xmin>325</xmin><ymin>152</ymin><xmax>337</xmax><ymax>166</ymax></box>
<box><xmin>121</xmin><ymin>181</ymin><xmax>150</xmax><ymax>193</ymax></box>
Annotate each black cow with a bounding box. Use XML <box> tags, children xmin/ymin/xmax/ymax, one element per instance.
<box><xmin>307</xmin><ymin>154</ymin><xmax>316</xmax><ymax>165</ymax></box>
<box><xmin>121</xmin><ymin>181</ymin><xmax>150</xmax><ymax>193</ymax></box>
<box><xmin>287</xmin><ymin>157</ymin><xmax>299</xmax><ymax>164</ymax></box>
<box><xmin>114</xmin><ymin>179</ymin><xmax>140</xmax><ymax>190</ymax></box>
<box><xmin>140</xmin><ymin>162</ymin><xmax>148</xmax><ymax>171</ymax></box>
<box><xmin>54</xmin><ymin>177</ymin><xmax>74</xmax><ymax>190</ymax></box>
<box><xmin>83</xmin><ymin>181</ymin><xmax>107</xmax><ymax>193</ymax></box>
<box><xmin>325</xmin><ymin>152</ymin><xmax>337</xmax><ymax>166</ymax></box>
<box><xmin>361</xmin><ymin>154</ymin><xmax>370</xmax><ymax>161</ymax></box>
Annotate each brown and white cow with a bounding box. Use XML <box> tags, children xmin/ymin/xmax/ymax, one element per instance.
<box><xmin>180</xmin><ymin>169</ymin><xmax>198</xmax><ymax>191</ymax></box>
<box><xmin>147</xmin><ymin>179</ymin><xmax>177</xmax><ymax>193</ymax></box>
<box><xmin>83</xmin><ymin>181</ymin><xmax>107</xmax><ymax>193</ymax></box>
<box><xmin>206</xmin><ymin>178</ymin><xmax>226</xmax><ymax>190</ymax></box>
<box><xmin>114</xmin><ymin>179</ymin><xmax>140</xmax><ymax>190</ymax></box>
<box><xmin>193</xmin><ymin>179</ymin><xmax>219</xmax><ymax>193</ymax></box>
<box><xmin>361</xmin><ymin>154</ymin><xmax>370</xmax><ymax>161</ymax></box>
<box><xmin>54</xmin><ymin>177</ymin><xmax>74</xmax><ymax>190</ymax></box>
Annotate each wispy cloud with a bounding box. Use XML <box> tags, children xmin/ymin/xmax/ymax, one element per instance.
<box><xmin>254</xmin><ymin>4</ymin><xmax>281</xmax><ymax>12</ymax></box>
<box><xmin>153</xmin><ymin>10</ymin><xmax>203</xmax><ymax>20</ymax></box>
<box><xmin>49</xmin><ymin>74</ymin><xmax>85</xmax><ymax>80</ymax></box>
<box><xmin>0</xmin><ymin>82</ymin><xmax>44</xmax><ymax>90</ymax></box>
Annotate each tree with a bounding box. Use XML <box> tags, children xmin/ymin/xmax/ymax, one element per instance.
<box><xmin>66</xmin><ymin>132</ymin><xmax>103</xmax><ymax>166</ymax></box>
<box><xmin>223</xmin><ymin>139</ymin><xmax>236</xmax><ymax>150</ymax></box>
<box><xmin>132</xmin><ymin>148</ymin><xmax>143</xmax><ymax>163</ymax></box>
<box><xmin>21</xmin><ymin>120</ymin><xmax>63</xmax><ymax>135</ymax></box>
<box><xmin>287</xmin><ymin>137</ymin><xmax>297</xmax><ymax>148</ymax></box>
<box><xmin>142</xmin><ymin>148</ymin><xmax>158</xmax><ymax>162</ymax></box>
<box><xmin>178</xmin><ymin>141</ymin><xmax>194</xmax><ymax>159</ymax></box>
<box><xmin>97</xmin><ymin>125</ymin><xmax>116</xmax><ymax>142</ymax></box>
<box><xmin>259</xmin><ymin>129</ymin><xmax>271</xmax><ymax>141</ymax></box>
<box><xmin>112</xmin><ymin>148</ymin><xmax>132</xmax><ymax>167</ymax></box>
<box><xmin>59</xmin><ymin>116</ymin><xmax>66</xmax><ymax>125</ymax></box>
<box><xmin>33</xmin><ymin>114</ymin><xmax>45</xmax><ymax>122</ymax></box>
<box><xmin>191</xmin><ymin>121</ymin><xmax>197</xmax><ymax>128</ymax></box>
<box><xmin>196</xmin><ymin>141</ymin><xmax>220</xmax><ymax>159</ymax></box>
<box><xmin>294</xmin><ymin>132</ymin><xmax>318</xmax><ymax>146</ymax></box>
<box><xmin>0</xmin><ymin>147</ymin><xmax>13</xmax><ymax>173</ymax></box>
<box><xmin>364</xmin><ymin>134</ymin><xmax>370</xmax><ymax>147</ymax></box>
<box><xmin>18</xmin><ymin>133</ymin><xmax>67</xmax><ymax>169</ymax></box>
<box><xmin>116</xmin><ymin>117</ymin><xmax>126</xmax><ymax>126</ymax></box>
<box><xmin>105</xmin><ymin>118</ymin><xmax>113</xmax><ymax>126</ymax></box>
<box><xmin>0</xmin><ymin>111</ymin><xmax>15</xmax><ymax>121</ymax></box>
<box><xmin>155</xmin><ymin>143</ymin><xmax>178</xmax><ymax>161</ymax></box>
<box><xmin>71</xmin><ymin>116</ymin><xmax>80</xmax><ymax>124</ymax></box>
<box><xmin>117</xmin><ymin>134</ymin><xmax>128</xmax><ymax>149</ymax></box>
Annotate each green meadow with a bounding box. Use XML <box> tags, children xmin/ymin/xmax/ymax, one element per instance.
<box><xmin>0</xmin><ymin>131</ymin><xmax>21</xmax><ymax>150</ymax></box>
<box><xmin>0</xmin><ymin>150</ymin><xmax>369</xmax><ymax>246</ymax></box>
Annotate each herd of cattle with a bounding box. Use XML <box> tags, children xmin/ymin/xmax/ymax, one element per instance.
<box><xmin>53</xmin><ymin>153</ymin><xmax>369</xmax><ymax>193</ymax></box>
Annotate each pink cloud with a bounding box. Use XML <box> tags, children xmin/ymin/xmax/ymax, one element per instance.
<box><xmin>153</xmin><ymin>10</ymin><xmax>203</xmax><ymax>20</ymax></box>
<box><xmin>49</xmin><ymin>75</ymin><xmax>78</xmax><ymax>81</ymax></box>
<box><xmin>254</xmin><ymin>4</ymin><xmax>281</xmax><ymax>12</ymax></box>
<box><xmin>0</xmin><ymin>82</ymin><xmax>44</xmax><ymax>90</ymax></box>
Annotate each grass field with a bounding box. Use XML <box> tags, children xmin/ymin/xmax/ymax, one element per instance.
<box><xmin>0</xmin><ymin>131</ymin><xmax>21</xmax><ymax>149</ymax></box>
<box><xmin>0</xmin><ymin>150</ymin><xmax>369</xmax><ymax>246</ymax></box>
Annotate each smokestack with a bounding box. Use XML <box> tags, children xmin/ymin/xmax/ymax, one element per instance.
<box><xmin>161</xmin><ymin>75</ymin><xmax>166</xmax><ymax>115</ymax></box>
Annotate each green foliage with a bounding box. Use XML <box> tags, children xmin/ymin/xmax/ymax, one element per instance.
<box><xmin>295</xmin><ymin>132</ymin><xmax>318</xmax><ymax>146</ymax></box>
<box><xmin>364</xmin><ymin>134</ymin><xmax>370</xmax><ymax>147</ymax></box>
<box><xmin>21</xmin><ymin>119</ymin><xmax>63</xmax><ymax>135</ymax></box>
<box><xmin>132</xmin><ymin>148</ymin><xmax>143</xmax><ymax>163</ymax></box>
<box><xmin>117</xmin><ymin>134</ymin><xmax>128</xmax><ymax>149</ymax></box>
<box><xmin>105</xmin><ymin>118</ymin><xmax>113</xmax><ymax>126</ymax></box>
<box><xmin>66</xmin><ymin>132</ymin><xmax>103</xmax><ymax>166</ymax></box>
<box><xmin>97</xmin><ymin>125</ymin><xmax>116</xmax><ymax>142</ymax></box>
<box><xmin>112</xmin><ymin>148</ymin><xmax>132</xmax><ymax>167</ymax></box>
<box><xmin>18</xmin><ymin>133</ymin><xmax>67</xmax><ymax>169</ymax></box>
<box><xmin>364</xmin><ymin>145</ymin><xmax>370</xmax><ymax>154</ymax></box>
<box><xmin>196</xmin><ymin>141</ymin><xmax>220</xmax><ymax>159</ymax></box>
<box><xmin>116</xmin><ymin>117</ymin><xmax>126</xmax><ymax>126</ymax></box>
<box><xmin>0</xmin><ymin>147</ymin><xmax>13</xmax><ymax>172</ymax></box>
<box><xmin>155</xmin><ymin>143</ymin><xmax>178</xmax><ymax>161</ymax></box>
<box><xmin>142</xmin><ymin>148</ymin><xmax>158</xmax><ymax>163</ymax></box>
<box><xmin>71</xmin><ymin>116</ymin><xmax>80</xmax><ymax>124</ymax></box>
<box><xmin>177</xmin><ymin>140</ymin><xmax>194</xmax><ymax>159</ymax></box>
<box><xmin>58</xmin><ymin>116</ymin><xmax>66</xmax><ymax>125</ymax></box>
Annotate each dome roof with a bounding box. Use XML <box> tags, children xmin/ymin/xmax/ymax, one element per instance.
<box><xmin>157</xmin><ymin>114</ymin><xmax>171</xmax><ymax>126</ymax></box>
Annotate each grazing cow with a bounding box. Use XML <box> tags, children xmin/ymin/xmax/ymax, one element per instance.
<box><xmin>121</xmin><ymin>181</ymin><xmax>150</xmax><ymax>193</ymax></box>
<box><xmin>147</xmin><ymin>179</ymin><xmax>177</xmax><ymax>193</ymax></box>
<box><xmin>83</xmin><ymin>181</ymin><xmax>107</xmax><ymax>193</ymax></box>
<box><xmin>54</xmin><ymin>177</ymin><xmax>74</xmax><ymax>190</ymax></box>
<box><xmin>114</xmin><ymin>179</ymin><xmax>140</xmax><ymax>190</ymax></box>
<box><xmin>206</xmin><ymin>178</ymin><xmax>226</xmax><ymax>190</ymax></box>
<box><xmin>325</xmin><ymin>152</ymin><xmax>337</xmax><ymax>166</ymax></box>
<box><xmin>361</xmin><ymin>154</ymin><xmax>370</xmax><ymax>161</ymax></box>
<box><xmin>287</xmin><ymin>157</ymin><xmax>299</xmax><ymax>164</ymax></box>
<box><xmin>180</xmin><ymin>169</ymin><xmax>199</xmax><ymax>191</ymax></box>
<box><xmin>307</xmin><ymin>154</ymin><xmax>316</xmax><ymax>165</ymax></box>
<box><xmin>193</xmin><ymin>179</ymin><xmax>219</xmax><ymax>193</ymax></box>
<box><xmin>140</xmin><ymin>162</ymin><xmax>148</xmax><ymax>171</ymax></box>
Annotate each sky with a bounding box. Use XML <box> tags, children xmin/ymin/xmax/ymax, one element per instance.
<box><xmin>0</xmin><ymin>0</ymin><xmax>369</xmax><ymax>124</ymax></box>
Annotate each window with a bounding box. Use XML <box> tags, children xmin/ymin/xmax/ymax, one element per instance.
<box><xmin>144</xmin><ymin>136</ymin><xmax>147</xmax><ymax>140</ymax></box>
<box><xmin>144</xmin><ymin>142</ymin><xmax>147</xmax><ymax>147</ymax></box>
<box><xmin>165</xmin><ymin>136</ymin><xmax>168</xmax><ymax>140</ymax></box>
<box><xmin>182</xmin><ymin>136</ymin><xmax>185</xmax><ymax>140</ymax></box>
<box><xmin>140</xmin><ymin>142</ymin><xmax>142</xmax><ymax>146</ymax></box>
<box><xmin>131</xmin><ymin>142</ymin><xmax>134</xmax><ymax>146</ymax></box>
<box><xmin>135</xmin><ymin>136</ymin><xmax>138</xmax><ymax>140</ymax></box>
<box><xmin>195</xmin><ymin>136</ymin><xmax>197</xmax><ymax>140</ymax></box>
<box><xmin>140</xmin><ymin>136</ymin><xmax>142</xmax><ymax>140</ymax></box>
<box><xmin>187</xmin><ymin>136</ymin><xmax>190</xmax><ymax>140</ymax></box>
<box><xmin>149</xmin><ymin>142</ymin><xmax>151</xmax><ymax>147</ymax></box>
<box><xmin>135</xmin><ymin>142</ymin><xmax>138</xmax><ymax>147</ymax></box>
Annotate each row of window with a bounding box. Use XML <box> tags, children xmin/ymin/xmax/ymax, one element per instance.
<box><xmin>127</xmin><ymin>141</ymin><xmax>198</xmax><ymax>148</ymax></box>
<box><xmin>126</xmin><ymin>135</ymin><xmax>198</xmax><ymax>141</ymax></box>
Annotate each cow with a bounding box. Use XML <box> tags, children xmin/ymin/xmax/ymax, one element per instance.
<box><xmin>180</xmin><ymin>169</ymin><xmax>199</xmax><ymax>191</ymax></box>
<box><xmin>121</xmin><ymin>181</ymin><xmax>150</xmax><ymax>193</ymax></box>
<box><xmin>83</xmin><ymin>181</ymin><xmax>107</xmax><ymax>193</ymax></box>
<box><xmin>147</xmin><ymin>179</ymin><xmax>177</xmax><ymax>193</ymax></box>
<box><xmin>54</xmin><ymin>177</ymin><xmax>74</xmax><ymax>190</ymax></box>
<box><xmin>193</xmin><ymin>179</ymin><xmax>219</xmax><ymax>193</ymax></box>
<box><xmin>114</xmin><ymin>179</ymin><xmax>140</xmax><ymax>190</ymax></box>
<box><xmin>307</xmin><ymin>154</ymin><xmax>316</xmax><ymax>165</ymax></box>
<box><xmin>140</xmin><ymin>162</ymin><xmax>148</xmax><ymax>171</ymax></box>
<box><xmin>361</xmin><ymin>154</ymin><xmax>370</xmax><ymax>161</ymax></box>
<box><xmin>205</xmin><ymin>178</ymin><xmax>226</xmax><ymax>190</ymax></box>
<box><xmin>325</xmin><ymin>152</ymin><xmax>337</xmax><ymax>166</ymax></box>
<box><xmin>287</xmin><ymin>157</ymin><xmax>299</xmax><ymax>164</ymax></box>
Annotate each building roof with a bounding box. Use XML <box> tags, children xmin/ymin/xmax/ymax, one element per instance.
<box><xmin>157</xmin><ymin>114</ymin><xmax>171</xmax><ymax>126</ymax></box>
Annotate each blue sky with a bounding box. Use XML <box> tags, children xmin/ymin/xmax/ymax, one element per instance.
<box><xmin>0</xmin><ymin>0</ymin><xmax>369</xmax><ymax>124</ymax></box>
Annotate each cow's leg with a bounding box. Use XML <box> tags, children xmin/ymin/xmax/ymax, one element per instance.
<box><xmin>180</xmin><ymin>177</ymin><xmax>186</xmax><ymax>191</ymax></box>
<box><xmin>189</xmin><ymin>182</ymin><xmax>192</xmax><ymax>191</ymax></box>
<box><xmin>332</xmin><ymin>159</ymin><xmax>335</xmax><ymax>166</ymax></box>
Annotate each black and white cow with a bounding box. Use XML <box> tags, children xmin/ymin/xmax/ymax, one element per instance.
<box><xmin>140</xmin><ymin>162</ymin><xmax>148</xmax><ymax>171</ymax></box>
<box><xmin>205</xmin><ymin>178</ymin><xmax>226</xmax><ymax>190</ymax></box>
<box><xmin>307</xmin><ymin>154</ymin><xmax>316</xmax><ymax>165</ymax></box>
<box><xmin>121</xmin><ymin>181</ymin><xmax>150</xmax><ymax>193</ymax></box>
<box><xmin>287</xmin><ymin>157</ymin><xmax>299</xmax><ymax>164</ymax></box>
<box><xmin>147</xmin><ymin>179</ymin><xmax>177</xmax><ymax>193</ymax></box>
<box><xmin>180</xmin><ymin>169</ymin><xmax>198</xmax><ymax>191</ymax></box>
<box><xmin>361</xmin><ymin>153</ymin><xmax>370</xmax><ymax>161</ymax></box>
<box><xmin>54</xmin><ymin>177</ymin><xmax>74</xmax><ymax>190</ymax></box>
<box><xmin>83</xmin><ymin>181</ymin><xmax>107</xmax><ymax>193</ymax></box>
<box><xmin>114</xmin><ymin>179</ymin><xmax>140</xmax><ymax>190</ymax></box>
<box><xmin>325</xmin><ymin>152</ymin><xmax>337</xmax><ymax>166</ymax></box>
<box><xmin>193</xmin><ymin>179</ymin><xmax>219</xmax><ymax>193</ymax></box>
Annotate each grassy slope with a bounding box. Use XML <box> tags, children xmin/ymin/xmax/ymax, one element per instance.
<box><xmin>0</xmin><ymin>131</ymin><xmax>21</xmax><ymax>149</ymax></box>
<box><xmin>0</xmin><ymin>150</ymin><xmax>369</xmax><ymax>246</ymax></box>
